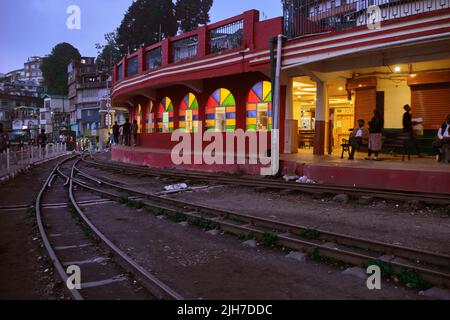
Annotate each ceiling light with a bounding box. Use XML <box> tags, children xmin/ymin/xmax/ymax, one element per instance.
<box><xmin>394</xmin><ymin>66</ymin><xmax>401</xmax><ymax>72</ymax></box>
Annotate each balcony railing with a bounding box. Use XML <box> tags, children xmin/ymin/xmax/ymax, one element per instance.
<box><xmin>146</xmin><ymin>47</ymin><xmax>162</xmax><ymax>70</ymax></box>
<box><xmin>172</xmin><ymin>36</ymin><xmax>198</xmax><ymax>63</ymax></box>
<box><xmin>127</xmin><ymin>56</ymin><xmax>139</xmax><ymax>76</ymax></box>
<box><xmin>210</xmin><ymin>20</ymin><xmax>244</xmax><ymax>54</ymax></box>
<box><xmin>113</xmin><ymin>10</ymin><xmax>284</xmax><ymax>84</ymax></box>
<box><xmin>283</xmin><ymin>0</ymin><xmax>450</xmax><ymax>38</ymax></box>
<box><xmin>117</xmin><ymin>63</ymin><xmax>123</xmax><ymax>80</ymax></box>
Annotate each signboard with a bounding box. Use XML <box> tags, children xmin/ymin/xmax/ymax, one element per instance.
<box><xmin>105</xmin><ymin>113</ymin><xmax>112</xmax><ymax>127</ymax></box>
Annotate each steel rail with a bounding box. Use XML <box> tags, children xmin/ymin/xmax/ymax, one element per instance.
<box><xmin>73</xmin><ymin>161</ymin><xmax>450</xmax><ymax>289</ymax></box>
<box><xmin>82</xmin><ymin>158</ymin><xmax>450</xmax><ymax>205</ymax></box>
<box><xmin>61</xmin><ymin>159</ymin><xmax>183</xmax><ymax>300</ymax></box>
<box><xmin>35</xmin><ymin>155</ymin><xmax>83</xmax><ymax>300</ymax></box>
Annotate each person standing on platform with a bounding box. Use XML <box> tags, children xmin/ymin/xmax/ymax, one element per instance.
<box><xmin>348</xmin><ymin>119</ymin><xmax>369</xmax><ymax>160</ymax></box>
<box><xmin>119</xmin><ymin>125</ymin><xmax>124</xmax><ymax>145</ymax></box>
<box><xmin>123</xmin><ymin>118</ymin><xmax>131</xmax><ymax>146</ymax></box>
<box><xmin>112</xmin><ymin>121</ymin><xmax>120</xmax><ymax>145</ymax></box>
<box><xmin>402</xmin><ymin>104</ymin><xmax>421</xmax><ymax>156</ymax></box>
<box><xmin>37</xmin><ymin>129</ymin><xmax>47</xmax><ymax>149</ymax></box>
<box><xmin>366</xmin><ymin>110</ymin><xmax>384</xmax><ymax>161</ymax></box>
<box><xmin>433</xmin><ymin>114</ymin><xmax>450</xmax><ymax>162</ymax></box>
<box><xmin>0</xmin><ymin>123</ymin><xmax>9</xmax><ymax>170</ymax></box>
<box><xmin>132</xmin><ymin>120</ymin><xmax>138</xmax><ymax>147</ymax></box>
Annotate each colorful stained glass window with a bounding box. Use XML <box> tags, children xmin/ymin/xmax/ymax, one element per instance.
<box><xmin>137</xmin><ymin>104</ymin><xmax>143</xmax><ymax>134</ymax></box>
<box><xmin>146</xmin><ymin>100</ymin><xmax>155</xmax><ymax>133</ymax></box>
<box><xmin>179</xmin><ymin>93</ymin><xmax>199</xmax><ymax>133</ymax></box>
<box><xmin>246</xmin><ymin>81</ymin><xmax>272</xmax><ymax>131</ymax></box>
<box><xmin>205</xmin><ymin>88</ymin><xmax>236</xmax><ymax>132</ymax></box>
<box><xmin>157</xmin><ymin>97</ymin><xmax>174</xmax><ymax>133</ymax></box>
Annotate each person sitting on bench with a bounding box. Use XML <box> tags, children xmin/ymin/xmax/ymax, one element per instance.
<box><xmin>348</xmin><ymin>119</ymin><xmax>369</xmax><ymax>160</ymax></box>
<box><xmin>433</xmin><ymin>114</ymin><xmax>450</xmax><ymax>162</ymax></box>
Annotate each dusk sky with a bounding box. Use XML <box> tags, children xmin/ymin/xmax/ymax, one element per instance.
<box><xmin>0</xmin><ymin>0</ymin><xmax>282</xmax><ymax>73</ymax></box>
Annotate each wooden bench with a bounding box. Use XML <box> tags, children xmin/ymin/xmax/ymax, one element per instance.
<box><xmin>382</xmin><ymin>132</ymin><xmax>411</xmax><ymax>161</ymax></box>
<box><xmin>341</xmin><ymin>131</ymin><xmax>411</xmax><ymax>161</ymax></box>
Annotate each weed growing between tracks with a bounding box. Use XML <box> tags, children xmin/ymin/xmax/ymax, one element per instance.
<box><xmin>311</xmin><ymin>247</ymin><xmax>349</xmax><ymax>268</ymax></box>
<box><xmin>117</xmin><ymin>195</ymin><xmax>144</xmax><ymax>209</ymax></box>
<box><xmin>191</xmin><ymin>217</ymin><xmax>213</xmax><ymax>230</ymax></box>
<box><xmin>367</xmin><ymin>259</ymin><xmax>394</xmax><ymax>277</ymax></box>
<box><xmin>67</xmin><ymin>203</ymin><xmax>96</xmax><ymax>241</ymax></box>
<box><xmin>397</xmin><ymin>268</ymin><xmax>432</xmax><ymax>290</ymax></box>
<box><xmin>239</xmin><ymin>232</ymin><xmax>255</xmax><ymax>241</ymax></box>
<box><xmin>168</xmin><ymin>212</ymin><xmax>187</xmax><ymax>222</ymax></box>
<box><xmin>298</xmin><ymin>228</ymin><xmax>320</xmax><ymax>240</ymax></box>
<box><xmin>259</xmin><ymin>232</ymin><xmax>278</xmax><ymax>247</ymax></box>
<box><xmin>26</xmin><ymin>206</ymin><xmax>36</xmax><ymax>218</ymax></box>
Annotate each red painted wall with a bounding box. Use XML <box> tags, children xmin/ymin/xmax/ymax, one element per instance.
<box><xmin>128</xmin><ymin>72</ymin><xmax>280</xmax><ymax>154</ymax></box>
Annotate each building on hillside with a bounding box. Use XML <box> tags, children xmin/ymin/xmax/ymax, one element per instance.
<box><xmin>40</xmin><ymin>95</ymin><xmax>70</xmax><ymax>140</ymax></box>
<box><xmin>23</xmin><ymin>56</ymin><xmax>44</xmax><ymax>85</ymax></box>
<box><xmin>67</xmin><ymin>57</ymin><xmax>114</xmax><ymax>141</ymax></box>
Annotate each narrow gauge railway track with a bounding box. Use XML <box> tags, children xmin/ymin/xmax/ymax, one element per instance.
<box><xmin>73</xmin><ymin>160</ymin><xmax>450</xmax><ymax>290</ymax></box>
<box><xmin>35</xmin><ymin>156</ymin><xmax>182</xmax><ymax>300</ymax></box>
<box><xmin>83</xmin><ymin>157</ymin><xmax>450</xmax><ymax>206</ymax></box>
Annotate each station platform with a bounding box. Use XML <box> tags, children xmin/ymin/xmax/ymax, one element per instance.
<box><xmin>111</xmin><ymin>146</ymin><xmax>450</xmax><ymax>195</ymax></box>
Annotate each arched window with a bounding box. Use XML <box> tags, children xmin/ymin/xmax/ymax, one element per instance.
<box><xmin>179</xmin><ymin>93</ymin><xmax>199</xmax><ymax>133</ymax></box>
<box><xmin>246</xmin><ymin>81</ymin><xmax>272</xmax><ymax>131</ymax></box>
<box><xmin>205</xmin><ymin>88</ymin><xmax>236</xmax><ymax>132</ymax></box>
<box><xmin>157</xmin><ymin>97</ymin><xmax>174</xmax><ymax>133</ymax></box>
<box><xmin>146</xmin><ymin>100</ymin><xmax>155</xmax><ymax>133</ymax></box>
<box><xmin>136</xmin><ymin>104</ymin><xmax>143</xmax><ymax>134</ymax></box>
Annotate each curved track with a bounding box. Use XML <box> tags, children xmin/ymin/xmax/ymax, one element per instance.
<box><xmin>35</xmin><ymin>155</ymin><xmax>183</xmax><ymax>300</ymax></box>
<box><xmin>74</xmin><ymin>157</ymin><xmax>450</xmax><ymax>290</ymax></box>
<box><xmin>83</xmin><ymin>157</ymin><xmax>450</xmax><ymax>205</ymax></box>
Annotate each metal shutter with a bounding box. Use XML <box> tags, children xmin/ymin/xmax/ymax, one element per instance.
<box><xmin>411</xmin><ymin>83</ymin><xmax>450</xmax><ymax>130</ymax></box>
<box><xmin>354</xmin><ymin>88</ymin><xmax>376</xmax><ymax>127</ymax></box>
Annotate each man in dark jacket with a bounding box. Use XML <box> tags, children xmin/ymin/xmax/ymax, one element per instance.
<box><xmin>123</xmin><ymin>118</ymin><xmax>131</xmax><ymax>146</ymax></box>
<box><xmin>402</xmin><ymin>104</ymin><xmax>421</xmax><ymax>155</ymax></box>
<box><xmin>112</xmin><ymin>122</ymin><xmax>120</xmax><ymax>145</ymax></box>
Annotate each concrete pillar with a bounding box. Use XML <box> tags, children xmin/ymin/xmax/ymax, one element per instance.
<box><xmin>284</xmin><ymin>77</ymin><xmax>298</xmax><ymax>154</ymax></box>
<box><xmin>314</xmin><ymin>80</ymin><xmax>326</xmax><ymax>155</ymax></box>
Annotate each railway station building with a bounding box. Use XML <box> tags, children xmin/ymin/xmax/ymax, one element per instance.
<box><xmin>110</xmin><ymin>1</ymin><xmax>450</xmax><ymax>194</ymax></box>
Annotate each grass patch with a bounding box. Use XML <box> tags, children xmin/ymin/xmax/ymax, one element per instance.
<box><xmin>367</xmin><ymin>259</ymin><xmax>393</xmax><ymax>277</ymax></box>
<box><xmin>397</xmin><ymin>268</ymin><xmax>432</xmax><ymax>290</ymax></box>
<box><xmin>127</xmin><ymin>199</ymin><xmax>144</xmax><ymax>209</ymax></box>
<box><xmin>168</xmin><ymin>212</ymin><xmax>187</xmax><ymax>222</ymax></box>
<box><xmin>191</xmin><ymin>217</ymin><xmax>212</xmax><ymax>230</ymax></box>
<box><xmin>152</xmin><ymin>207</ymin><xmax>165</xmax><ymax>215</ymax></box>
<box><xmin>26</xmin><ymin>206</ymin><xmax>36</xmax><ymax>218</ymax></box>
<box><xmin>118</xmin><ymin>195</ymin><xmax>129</xmax><ymax>205</ymax></box>
<box><xmin>259</xmin><ymin>232</ymin><xmax>278</xmax><ymax>247</ymax></box>
<box><xmin>238</xmin><ymin>232</ymin><xmax>255</xmax><ymax>241</ymax></box>
<box><xmin>311</xmin><ymin>247</ymin><xmax>347</xmax><ymax>268</ymax></box>
<box><xmin>298</xmin><ymin>228</ymin><xmax>320</xmax><ymax>240</ymax></box>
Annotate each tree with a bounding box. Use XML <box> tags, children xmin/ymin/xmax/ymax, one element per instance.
<box><xmin>175</xmin><ymin>0</ymin><xmax>213</xmax><ymax>33</ymax></box>
<box><xmin>115</xmin><ymin>0</ymin><xmax>178</xmax><ymax>55</ymax></box>
<box><xmin>42</xmin><ymin>43</ymin><xmax>81</xmax><ymax>95</ymax></box>
<box><xmin>96</xmin><ymin>32</ymin><xmax>122</xmax><ymax>75</ymax></box>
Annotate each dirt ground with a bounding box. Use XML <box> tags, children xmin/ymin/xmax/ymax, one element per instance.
<box><xmin>76</xmin><ymin>186</ymin><xmax>424</xmax><ymax>300</ymax></box>
<box><xmin>168</xmin><ymin>186</ymin><xmax>450</xmax><ymax>255</ymax></box>
<box><xmin>0</xmin><ymin>156</ymin><xmax>70</xmax><ymax>299</ymax></box>
<box><xmin>82</xmin><ymin>158</ymin><xmax>450</xmax><ymax>256</ymax></box>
